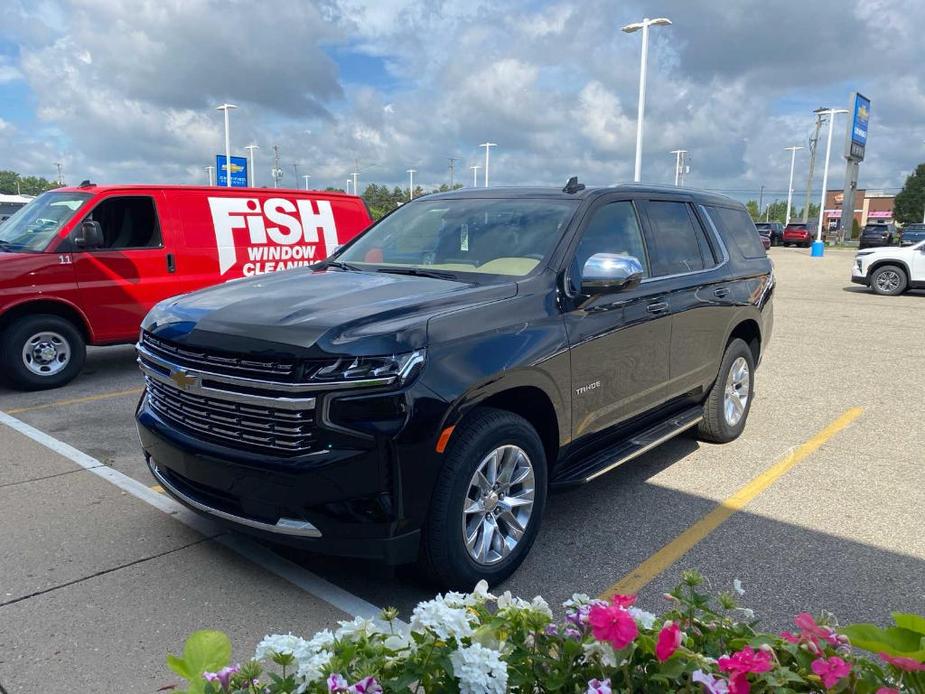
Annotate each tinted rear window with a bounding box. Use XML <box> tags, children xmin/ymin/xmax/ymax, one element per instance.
<box><xmin>704</xmin><ymin>205</ymin><xmax>767</xmax><ymax>259</ymax></box>
<box><xmin>641</xmin><ymin>201</ymin><xmax>714</xmax><ymax>276</ymax></box>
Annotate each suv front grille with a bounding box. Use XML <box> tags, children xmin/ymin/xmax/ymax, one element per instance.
<box><xmin>141</xmin><ymin>332</ymin><xmax>299</xmax><ymax>382</ymax></box>
<box><xmin>145</xmin><ymin>376</ymin><xmax>316</xmax><ymax>456</ymax></box>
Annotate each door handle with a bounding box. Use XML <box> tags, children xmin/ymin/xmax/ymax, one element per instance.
<box><xmin>713</xmin><ymin>287</ymin><xmax>729</xmax><ymax>298</ymax></box>
<box><xmin>166</xmin><ymin>253</ymin><xmax>176</xmax><ymax>273</ymax></box>
<box><xmin>646</xmin><ymin>301</ymin><xmax>669</xmax><ymax>315</ymax></box>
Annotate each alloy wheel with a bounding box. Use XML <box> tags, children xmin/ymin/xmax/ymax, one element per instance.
<box><xmin>723</xmin><ymin>356</ymin><xmax>750</xmax><ymax>427</ymax></box>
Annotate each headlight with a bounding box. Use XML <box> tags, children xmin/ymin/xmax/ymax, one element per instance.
<box><xmin>309</xmin><ymin>350</ymin><xmax>425</xmax><ymax>385</ymax></box>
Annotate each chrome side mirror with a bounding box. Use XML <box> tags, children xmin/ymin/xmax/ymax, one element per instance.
<box><xmin>581</xmin><ymin>253</ymin><xmax>644</xmax><ymax>294</ymax></box>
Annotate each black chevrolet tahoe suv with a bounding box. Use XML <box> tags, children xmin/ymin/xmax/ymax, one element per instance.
<box><xmin>136</xmin><ymin>181</ymin><xmax>773</xmax><ymax>588</ymax></box>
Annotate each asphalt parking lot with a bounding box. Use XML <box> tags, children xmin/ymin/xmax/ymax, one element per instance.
<box><xmin>1</xmin><ymin>246</ymin><xmax>923</xmax><ymax>691</ymax></box>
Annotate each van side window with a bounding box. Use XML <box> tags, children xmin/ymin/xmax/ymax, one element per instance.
<box><xmin>642</xmin><ymin>201</ymin><xmax>712</xmax><ymax>276</ymax></box>
<box><xmin>572</xmin><ymin>201</ymin><xmax>649</xmax><ymax>288</ymax></box>
<box><xmin>86</xmin><ymin>196</ymin><xmax>162</xmax><ymax>249</ymax></box>
<box><xmin>704</xmin><ymin>205</ymin><xmax>766</xmax><ymax>259</ymax></box>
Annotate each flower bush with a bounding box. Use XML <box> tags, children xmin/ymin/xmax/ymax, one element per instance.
<box><xmin>165</xmin><ymin>570</ymin><xmax>925</xmax><ymax>693</ymax></box>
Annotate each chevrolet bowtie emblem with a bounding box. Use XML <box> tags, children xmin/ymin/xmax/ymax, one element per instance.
<box><xmin>169</xmin><ymin>369</ymin><xmax>199</xmax><ymax>390</ymax></box>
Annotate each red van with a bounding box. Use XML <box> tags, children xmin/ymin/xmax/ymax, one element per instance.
<box><xmin>0</xmin><ymin>183</ymin><xmax>371</xmax><ymax>390</ymax></box>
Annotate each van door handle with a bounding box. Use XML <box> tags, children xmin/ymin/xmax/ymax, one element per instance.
<box><xmin>166</xmin><ymin>253</ymin><xmax>176</xmax><ymax>273</ymax></box>
<box><xmin>713</xmin><ymin>287</ymin><xmax>729</xmax><ymax>298</ymax></box>
<box><xmin>646</xmin><ymin>301</ymin><xmax>669</xmax><ymax>315</ymax></box>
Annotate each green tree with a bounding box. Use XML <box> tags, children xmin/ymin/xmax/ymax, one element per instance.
<box><xmin>893</xmin><ymin>163</ymin><xmax>925</xmax><ymax>225</ymax></box>
<box><xmin>745</xmin><ymin>200</ymin><xmax>760</xmax><ymax>220</ymax></box>
<box><xmin>0</xmin><ymin>170</ymin><xmax>60</xmax><ymax>195</ymax></box>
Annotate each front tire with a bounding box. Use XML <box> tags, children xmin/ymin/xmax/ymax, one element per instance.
<box><xmin>0</xmin><ymin>315</ymin><xmax>86</xmax><ymax>390</ymax></box>
<box><xmin>420</xmin><ymin>408</ymin><xmax>547</xmax><ymax>589</ymax></box>
<box><xmin>699</xmin><ymin>338</ymin><xmax>755</xmax><ymax>444</ymax></box>
<box><xmin>870</xmin><ymin>265</ymin><xmax>907</xmax><ymax>296</ymax></box>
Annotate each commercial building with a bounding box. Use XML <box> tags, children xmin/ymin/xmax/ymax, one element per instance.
<box><xmin>822</xmin><ymin>189</ymin><xmax>895</xmax><ymax>231</ymax></box>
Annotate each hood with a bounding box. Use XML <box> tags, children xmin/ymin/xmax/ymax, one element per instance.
<box><xmin>143</xmin><ymin>267</ymin><xmax>517</xmax><ymax>358</ymax></box>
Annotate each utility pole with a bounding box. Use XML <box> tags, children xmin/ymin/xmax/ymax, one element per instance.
<box><xmin>802</xmin><ymin>109</ymin><xmax>828</xmax><ymax>222</ymax></box>
<box><xmin>470</xmin><ymin>164</ymin><xmax>481</xmax><ymax>187</ymax></box>
<box><xmin>272</xmin><ymin>145</ymin><xmax>283</xmax><ymax>188</ymax></box>
<box><xmin>670</xmin><ymin>149</ymin><xmax>687</xmax><ymax>186</ymax></box>
<box><xmin>205</xmin><ymin>165</ymin><xmax>215</xmax><ymax>186</ymax></box>
<box><xmin>448</xmin><ymin>158</ymin><xmax>458</xmax><ymax>188</ymax></box>
<box><xmin>480</xmin><ymin>143</ymin><xmax>496</xmax><ymax>187</ymax></box>
<box><xmin>54</xmin><ymin>162</ymin><xmax>63</xmax><ymax>185</ymax></box>
<box><xmin>292</xmin><ymin>163</ymin><xmax>299</xmax><ymax>187</ymax></box>
<box><xmin>758</xmin><ymin>185</ymin><xmax>764</xmax><ymax>215</ymax></box>
<box><xmin>407</xmin><ymin>169</ymin><xmax>416</xmax><ymax>200</ymax></box>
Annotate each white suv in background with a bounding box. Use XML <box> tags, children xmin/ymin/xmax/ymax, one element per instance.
<box><xmin>852</xmin><ymin>240</ymin><xmax>925</xmax><ymax>295</ymax></box>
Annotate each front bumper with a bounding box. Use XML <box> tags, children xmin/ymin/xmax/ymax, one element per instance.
<box><xmin>851</xmin><ymin>264</ymin><xmax>869</xmax><ymax>286</ymax></box>
<box><xmin>136</xmin><ymin>397</ymin><xmax>428</xmax><ymax>564</ymax></box>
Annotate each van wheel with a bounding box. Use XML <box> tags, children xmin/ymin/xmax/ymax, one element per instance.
<box><xmin>870</xmin><ymin>265</ymin><xmax>907</xmax><ymax>296</ymax></box>
<box><xmin>0</xmin><ymin>315</ymin><xmax>86</xmax><ymax>391</ymax></box>
<box><xmin>699</xmin><ymin>338</ymin><xmax>755</xmax><ymax>444</ymax></box>
<box><xmin>420</xmin><ymin>408</ymin><xmax>547</xmax><ymax>590</ymax></box>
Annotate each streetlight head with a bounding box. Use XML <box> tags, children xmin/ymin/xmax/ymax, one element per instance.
<box><xmin>649</xmin><ymin>17</ymin><xmax>672</xmax><ymax>26</ymax></box>
<box><xmin>621</xmin><ymin>22</ymin><xmax>644</xmax><ymax>32</ymax></box>
<box><xmin>813</xmin><ymin>106</ymin><xmax>830</xmax><ymax>114</ymax></box>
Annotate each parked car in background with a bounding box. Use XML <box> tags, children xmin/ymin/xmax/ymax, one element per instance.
<box><xmin>759</xmin><ymin>232</ymin><xmax>771</xmax><ymax>251</ymax></box>
<box><xmin>0</xmin><ymin>193</ymin><xmax>32</xmax><ymax>224</ymax></box>
<box><xmin>899</xmin><ymin>223</ymin><xmax>925</xmax><ymax>246</ymax></box>
<box><xmin>858</xmin><ymin>223</ymin><xmax>896</xmax><ymax>249</ymax></box>
<box><xmin>852</xmin><ymin>238</ymin><xmax>925</xmax><ymax>295</ymax></box>
<box><xmin>135</xmin><ymin>181</ymin><xmax>774</xmax><ymax>588</ymax></box>
<box><xmin>755</xmin><ymin>222</ymin><xmax>783</xmax><ymax>246</ymax></box>
<box><xmin>0</xmin><ymin>183</ymin><xmax>372</xmax><ymax>390</ymax></box>
<box><xmin>782</xmin><ymin>222</ymin><xmax>812</xmax><ymax>247</ymax></box>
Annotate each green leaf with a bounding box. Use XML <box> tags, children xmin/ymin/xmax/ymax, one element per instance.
<box><xmin>893</xmin><ymin>612</ymin><xmax>925</xmax><ymax>637</ymax></box>
<box><xmin>186</xmin><ymin>630</ymin><xmax>232</xmax><ymax>673</ymax></box>
<box><xmin>842</xmin><ymin>623</ymin><xmax>925</xmax><ymax>659</ymax></box>
<box><xmin>167</xmin><ymin>653</ymin><xmax>192</xmax><ymax>680</ymax></box>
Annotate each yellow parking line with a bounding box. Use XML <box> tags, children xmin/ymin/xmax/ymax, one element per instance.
<box><xmin>150</xmin><ymin>484</ymin><xmax>164</xmax><ymax>494</ymax></box>
<box><xmin>6</xmin><ymin>387</ymin><xmax>143</xmax><ymax>415</ymax></box>
<box><xmin>600</xmin><ymin>407</ymin><xmax>864</xmax><ymax>599</ymax></box>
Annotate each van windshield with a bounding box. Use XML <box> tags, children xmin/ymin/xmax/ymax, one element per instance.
<box><xmin>0</xmin><ymin>191</ymin><xmax>91</xmax><ymax>252</ymax></box>
<box><xmin>334</xmin><ymin>198</ymin><xmax>578</xmax><ymax>278</ymax></box>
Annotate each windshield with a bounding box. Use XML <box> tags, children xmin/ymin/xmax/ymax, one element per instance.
<box><xmin>863</xmin><ymin>225</ymin><xmax>887</xmax><ymax>233</ymax></box>
<box><xmin>0</xmin><ymin>191</ymin><xmax>91</xmax><ymax>252</ymax></box>
<box><xmin>336</xmin><ymin>198</ymin><xmax>578</xmax><ymax>277</ymax></box>
<box><xmin>786</xmin><ymin>224</ymin><xmax>806</xmax><ymax>230</ymax></box>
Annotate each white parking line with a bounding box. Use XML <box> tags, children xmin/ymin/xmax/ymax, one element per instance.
<box><xmin>0</xmin><ymin>408</ymin><xmax>393</xmax><ymax>623</ymax></box>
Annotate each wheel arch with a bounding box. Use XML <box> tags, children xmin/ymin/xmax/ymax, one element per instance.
<box><xmin>726</xmin><ymin>318</ymin><xmax>761</xmax><ymax>365</ymax></box>
<box><xmin>868</xmin><ymin>258</ymin><xmax>910</xmax><ymax>280</ymax></box>
<box><xmin>0</xmin><ymin>299</ymin><xmax>93</xmax><ymax>342</ymax></box>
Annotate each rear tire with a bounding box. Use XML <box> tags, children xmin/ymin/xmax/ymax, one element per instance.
<box><xmin>870</xmin><ymin>265</ymin><xmax>907</xmax><ymax>296</ymax></box>
<box><xmin>0</xmin><ymin>315</ymin><xmax>86</xmax><ymax>391</ymax></box>
<box><xmin>698</xmin><ymin>338</ymin><xmax>755</xmax><ymax>444</ymax></box>
<box><xmin>419</xmin><ymin>407</ymin><xmax>547</xmax><ymax>590</ymax></box>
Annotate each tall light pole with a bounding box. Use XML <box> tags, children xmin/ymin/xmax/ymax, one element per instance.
<box><xmin>407</xmin><ymin>169</ymin><xmax>416</xmax><ymax>200</ymax></box>
<box><xmin>783</xmin><ymin>145</ymin><xmax>804</xmax><ymax>225</ymax></box>
<box><xmin>215</xmin><ymin>104</ymin><xmax>238</xmax><ymax>187</ymax></box>
<box><xmin>470</xmin><ymin>164</ymin><xmax>481</xmax><ymax>187</ymax></box>
<box><xmin>302</xmin><ymin>174</ymin><xmax>311</xmax><ymax>190</ymax></box>
<box><xmin>480</xmin><ymin>142</ymin><xmax>496</xmax><ymax>187</ymax></box>
<box><xmin>813</xmin><ymin>108</ymin><xmax>848</xmax><ymax>256</ymax></box>
<box><xmin>622</xmin><ymin>17</ymin><xmax>672</xmax><ymax>183</ymax></box>
<box><xmin>244</xmin><ymin>144</ymin><xmax>259</xmax><ymax>187</ymax></box>
<box><xmin>670</xmin><ymin>149</ymin><xmax>687</xmax><ymax>186</ymax></box>
<box><xmin>205</xmin><ymin>165</ymin><xmax>215</xmax><ymax>186</ymax></box>
<box><xmin>352</xmin><ymin>171</ymin><xmax>359</xmax><ymax>196</ymax></box>
<box><xmin>345</xmin><ymin>179</ymin><xmax>352</xmax><ymax>194</ymax></box>
<box><xmin>54</xmin><ymin>162</ymin><xmax>63</xmax><ymax>185</ymax></box>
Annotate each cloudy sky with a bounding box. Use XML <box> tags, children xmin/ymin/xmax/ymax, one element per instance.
<box><xmin>1</xmin><ymin>0</ymin><xmax>923</xmax><ymax>206</ymax></box>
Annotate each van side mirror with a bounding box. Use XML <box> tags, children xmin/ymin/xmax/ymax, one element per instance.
<box><xmin>581</xmin><ymin>253</ymin><xmax>644</xmax><ymax>295</ymax></box>
<box><xmin>74</xmin><ymin>220</ymin><xmax>103</xmax><ymax>249</ymax></box>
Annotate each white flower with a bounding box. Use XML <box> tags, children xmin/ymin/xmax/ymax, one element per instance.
<box><xmin>497</xmin><ymin>590</ymin><xmax>529</xmax><ymax>611</ymax></box>
<box><xmin>563</xmin><ymin>593</ymin><xmax>592</xmax><ymax>610</ymax></box>
<box><xmin>410</xmin><ymin>595</ymin><xmax>475</xmax><ymax>641</ymax></box>
<box><xmin>733</xmin><ymin>578</ymin><xmax>745</xmax><ymax>595</ymax></box>
<box><xmin>304</xmin><ymin>628</ymin><xmax>335</xmax><ymax>652</ymax></box>
<box><xmin>582</xmin><ymin>641</ymin><xmax>619</xmax><ymax>668</ymax></box>
<box><xmin>472</xmin><ymin>579</ymin><xmax>497</xmax><ymax>603</ymax></box>
<box><xmin>335</xmin><ymin>616</ymin><xmax>382</xmax><ymax>640</ymax></box>
<box><xmin>254</xmin><ymin>633</ymin><xmax>308</xmax><ymax>661</ymax></box>
<box><xmin>294</xmin><ymin>650</ymin><xmax>333</xmax><ymax>692</ymax></box>
<box><xmin>450</xmin><ymin>643</ymin><xmax>508</xmax><ymax>694</ymax></box>
<box><xmin>627</xmin><ymin>607</ymin><xmax>657</xmax><ymax>630</ymax></box>
<box><xmin>530</xmin><ymin>595</ymin><xmax>554</xmax><ymax>618</ymax></box>
<box><xmin>383</xmin><ymin>632</ymin><xmax>410</xmax><ymax>651</ymax></box>
<box><xmin>735</xmin><ymin>607</ymin><xmax>755</xmax><ymax>620</ymax></box>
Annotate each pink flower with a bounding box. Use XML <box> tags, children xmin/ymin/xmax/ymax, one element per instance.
<box><xmin>876</xmin><ymin>689</ymin><xmax>900</xmax><ymax>694</ymax></box>
<box><xmin>588</xmin><ymin>603</ymin><xmax>638</xmax><ymax>650</ymax></box>
<box><xmin>655</xmin><ymin>621</ymin><xmax>683</xmax><ymax>662</ymax></box>
<box><xmin>350</xmin><ymin>676</ymin><xmax>382</xmax><ymax>693</ymax></box>
<box><xmin>610</xmin><ymin>594</ymin><xmax>637</xmax><ymax>609</ymax></box>
<box><xmin>811</xmin><ymin>656</ymin><xmax>852</xmax><ymax>689</ymax></box>
<box><xmin>203</xmin><ymin>665</ymin><xmax>240</xmax><ymax>692</ymax></box>
<box><xmin>880</xmin><ymin>652</ymin><xmax>925</xmax><ymax>672</ymax></box>
<box><xmin>586</xmin><ymin>678</ymin><xmax>612</xmax><ymax>694</ymax></box>
<box><xmin>718</xmin><ymin>646</ymin><xmax>774</xmax><ymax>675</ymax></box>
<box><xmin>727</xmin><ymin>672</ymin><xmax>751</xmax><ymax>694</ymax></box>
<box><xmin>793</xmin><ymin>613</ymin><xmax>839</xmax><ymax>646</ymax></box>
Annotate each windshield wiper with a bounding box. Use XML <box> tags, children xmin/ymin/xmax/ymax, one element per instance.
<box><xmin>0</xmin><ymin>239</ymin><xmax>17</xmax><ymax>252</ymax></box>
<box><xmin>376</xmin><ymin>267</ymin><xmax>458</xmax><ymax>280</ymax></box>
<box><xmin>313</xmin><ymin>259</ymin><xmax>362</xmax><ymax>272</ymax></box>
